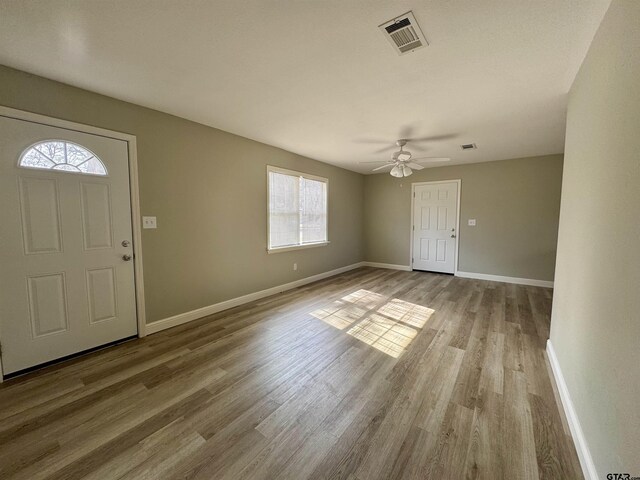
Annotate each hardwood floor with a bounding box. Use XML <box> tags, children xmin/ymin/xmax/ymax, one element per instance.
<box><xmin>0</xmin><ymin>267</ymin><xmax>583</xmax><ymax>479</ymax></box>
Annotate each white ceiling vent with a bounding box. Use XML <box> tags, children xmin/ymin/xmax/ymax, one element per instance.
<box><xmin>379</xmin><ymin>11</ymin><xmax>428</xmax><ymax>56</ymax></box>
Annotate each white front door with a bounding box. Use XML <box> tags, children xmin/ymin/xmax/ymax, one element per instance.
<box><xmin>0</xmin><ymin>116</ymin><xmax>137</xmax><ymax>375</ymax></box>
<box><xmin>412</xmin><ymin>181</ymin><xmax>458</xmax><ymax>274</ymax></box>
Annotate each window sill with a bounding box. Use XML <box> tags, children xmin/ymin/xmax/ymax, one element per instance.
<box><xmin>267</xmin><ymin>242</ymin><xmax>330</xmax><ymax>254</ymax></box>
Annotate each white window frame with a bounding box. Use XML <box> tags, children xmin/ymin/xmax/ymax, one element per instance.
<box><xmin>267</xmin><ymin>165</ymin><xmax>329</xmax><ymax>254</ymax></box>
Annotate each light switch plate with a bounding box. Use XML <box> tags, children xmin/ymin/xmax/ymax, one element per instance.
<box><xmin>142</xmin><ymin>216</ymin><xmax>157</xmax><ymax>229</ymax></box>
<box><xmin>468</xmin><ymin>219</ymin><xmax>476</xmax><ymax>226</ymax></box>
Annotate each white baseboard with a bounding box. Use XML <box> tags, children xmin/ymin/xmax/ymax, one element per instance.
<box><xmin>455</xmin><ymin>271</ymin><xmax>554</xmax><ymax>288</ymax></box>
<box><xmin>146</xmin><ymin>262</ymin><xmax>366</xmax><ymax>334</ymax></box>
<box><xmin>146</xmin><ymin>263</ymin><xmax>548</xmax><ymax>335</ymax></box>
<box><xmin>546</xmin><ymin>340</ymin><xmax>598</xmax><ymax>480</ymax></box>
<box><xmin>361</xmin><ymin>262</ymin><xmax>411</xmax><ymax>271</ymax></box>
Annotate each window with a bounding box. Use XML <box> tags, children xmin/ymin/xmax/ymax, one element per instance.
<box><xmin>19</xmin><ymin>140</ymin><xmax>107</xmax><ymax>176</ymax></box>
<box><xmin>268</xmin><ymin>166</ymin><xmax>328</xmax><ymax>252</ymax></box>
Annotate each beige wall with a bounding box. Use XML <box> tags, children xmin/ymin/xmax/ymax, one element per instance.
<box><xmin>364</xmin><ymin>155</ymin><xmax>563</xmax><ymax>281</ymax></box>
<box><xmin>0</xmin><ymin>66</ymin><xmax>364</xmax><ymax>323</ymax></box>
<box><xmin>550</xmin><ymin>0</ymin><xmax>640</xmax><ymax>476</ymax></box>
<box><xmin>0</xmin><ymin>64</ymin><xmax>566</xmax><ymax>330</ymax></box>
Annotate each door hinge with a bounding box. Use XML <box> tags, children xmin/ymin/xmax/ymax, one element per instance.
<box><xmin>411</xmin><ymin>258</ymin><xmax>414</xmax><ymax>263</ymax></box>
<box><xmin>412</xmin><ymin>225</ymin><xmax>414</xmax><ymax>231</ymax></box>
<box><xmin>413</xmin><ymin>192</ymin><xmax>416</xmax><ymax>198</ymax></box>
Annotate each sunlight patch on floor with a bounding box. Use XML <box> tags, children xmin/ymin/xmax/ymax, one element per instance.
<box><xmin>310</xmin><ymin>290</ymin><xmax>435</xmax><ymax>358</ymax></box>
<box><xmin>347</xmin><ymin>314</ymin><xmax>418</xmax><ymax>358</ymax></box>
<box><xmin>377</xmin><ymin>299</ymin><xmax>434</xmax><ymax>328</ymax></box>
<box><xmin>341</xmin><ymin>289</ymin><xmax>385</xmax><ymax>309</ymax></box>
<box><xmin>310</xmin><ymin>302</ymin><xmax>369</xmax><ymax>330</ymax></box>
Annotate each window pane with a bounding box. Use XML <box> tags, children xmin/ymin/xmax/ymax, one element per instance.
<box><xmin>268</xmin><ymin>168</ymin><xmax>328</xmax><ymax>250</ymax></box>
<box><xmin>301</xmin><ymin>177</ymin><xmax>327</xmax><ymax>244</ymax></box>
<box><xmin>269</xmin><ymin>171</ymin><xmax>300</xmax><ymax>248</ymax></box>
<box><xmin>19</xmin><ymin>141</ymin><xmax>107</xmax><ymax>176</ymax></box>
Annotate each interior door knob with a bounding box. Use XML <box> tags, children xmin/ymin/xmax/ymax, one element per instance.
<box><xmin>122</xmin><ymin>254</ymin><xmax>132</xmax><ymax>261</ymax></box>
<box><xmin>451</xmin><ymin>234</ymin><xmax>456</xmax><ymax>238</ymax></box>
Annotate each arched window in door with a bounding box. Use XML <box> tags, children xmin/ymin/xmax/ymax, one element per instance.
<box><xmin>19</xmin><ymin>140</ymin><xmax>107</xmax><ymax>176</ymax></box>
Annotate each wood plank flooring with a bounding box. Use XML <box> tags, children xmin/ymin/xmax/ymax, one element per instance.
<box><xmin>0</xmin><ymin>267</ymin><xmax>583</xmax><ymax>479</ymax></box>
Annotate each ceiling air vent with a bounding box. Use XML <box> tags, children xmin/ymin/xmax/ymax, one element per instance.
<box><xmin>460</xmin><ymin>143</ymin><xmax>477</xmax><ymax>150</ymax></box>
<box><xmin>379</xmin><ymin>11</ymin><xmax>428</xmax><ymax>56</ymax></box>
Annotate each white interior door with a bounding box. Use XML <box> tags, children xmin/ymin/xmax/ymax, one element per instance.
<box><xmin>412</xmin><ymin>181</ymin><xmax>459</xmax><ymax>274</ymax></box>
<box><xmin>0</xmin><ymin>116</ymin><xmax>137</xmax><ymax>375</ymax></box>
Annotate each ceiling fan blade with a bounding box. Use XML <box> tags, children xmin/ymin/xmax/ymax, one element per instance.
<box><xmin>412</xmin><ymin>157</ymin><xmax>451</xmax><ymax>163</ymax></box>
<box><xmin>406</xmin><ymin>143</ymin><xmax>428</xmax><ymax>151</ymax></box>
<box><xmin>372</xmin><ymin>164</ymin><xmax>394</xmax><ymax>171</ymax></box>
<box><xmin>359</xmin><ymin>160</ymin><xmax>391</xmax><ymax>164</ymax></box>
<box><xmin>407</xmin><ymin>134</ymin><xmax>457</xmax><ymax>143</ymax></box>
<box><xmin>354</xmin><ymin>138</ymin><xmax>392</xmax><ymax>145</ymax></box>
<box><xmin>373</xmin><ymin>145</ymin><xmax>396</xmax><ymax>154</ymax></box>
<box><xmin>406</xmin><ymin>162</ymin><xmax>425</xmax><ymax>170</ymax></box>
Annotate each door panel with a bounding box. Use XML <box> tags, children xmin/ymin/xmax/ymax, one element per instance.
<box><xmin>419</xmin><ymin>238</ymin><xmax>430</xmax><ymax>260</ymax></box>
<box><xmin>412</xmin><ymin>182</ymin><xmax>458</xmax><ymax>274</ymax></box>
<box><xmin>86</xmin><ymin>267</ymin><xmax>118</xmax><ymax>324</ymax></box>
<box><xmin>27</xmin><ymin>273</ymin><xmax>69</xmax><ymax>337</ymax></box>
<box><xmin>18</xmin><ymin>176</ymin><xmax>63</xmax><ymax>254</ymax></box>
<box><xmin>0</xmin><ymin>116</ymin><xmax>137</xmax><ymax>375</ymax></box>
<box><xmin>436</xmin><ymin>239</ymin><xmax>447</xmax><ymax>262</ymax></box>
<box><xmin>80</xmin><ymin>182</ymin><xmax>114</xmax><ymax>250</ymax></box>
<box><xmin>420</xmin><ymin>207</ymin><xmax>430</xmax><ymax>229</ymax></box>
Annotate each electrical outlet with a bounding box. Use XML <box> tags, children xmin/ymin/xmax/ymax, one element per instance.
<box><xmin>468</xmin><ymin>219</ymin><xmax>476</xmax><ymax>226</ymax></box>
<box><xmin>293</xmin><ymin>263</ymin><xmax>298</xmax><ymax>271</ymax></box>
<box><xmin>142</xmin><ymin>216</ymin><xmax>157</xmax><ymax>229</ymax></box>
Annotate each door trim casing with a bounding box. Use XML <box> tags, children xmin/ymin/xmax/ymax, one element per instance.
<box><xmin>0</xmin><ymin>106</ymin><xmax>147</xmax><ymax>380</ymax></box>
<box><xmin>409</xmin><ymin>179</ymin><xmax>461</xmax><ymax>275</ymax></box>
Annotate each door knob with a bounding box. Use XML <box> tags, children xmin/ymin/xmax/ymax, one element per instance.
<box><xmin>122</xmin><ymin>254</ymin><xmax>132</xmax><ymax>261</ymax></box>
<box><xmin>451</xmin><ymin>234</ymin><xmax>456</xmax><ymax>238</ymax></box>
<box><xmin>121</xmin><ymin>240</ymin><xmax>130</xmax><ymax>247</ymax></box>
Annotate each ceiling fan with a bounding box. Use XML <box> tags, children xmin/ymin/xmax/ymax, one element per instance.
<box><xmin>360</xmin><ymin>139</ymin><xmax>450</xmax><ymax>177</ymax></box>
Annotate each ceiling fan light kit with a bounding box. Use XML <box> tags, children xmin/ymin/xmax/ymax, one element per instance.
<box><xmin>390</xmin><ymin>164</ymin><xmax>413</xmax><ymax>177</ymax></box>
<box><xmin>390</xmin><ymin>165</ymin><xmax>403</xmax><ymax>177</ymax></box>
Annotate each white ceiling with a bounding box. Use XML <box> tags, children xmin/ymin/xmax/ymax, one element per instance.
<box><xmin>0</xmin><ymin>0</ymin><xmax>610</xmax><ymax>173</ymax></box>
